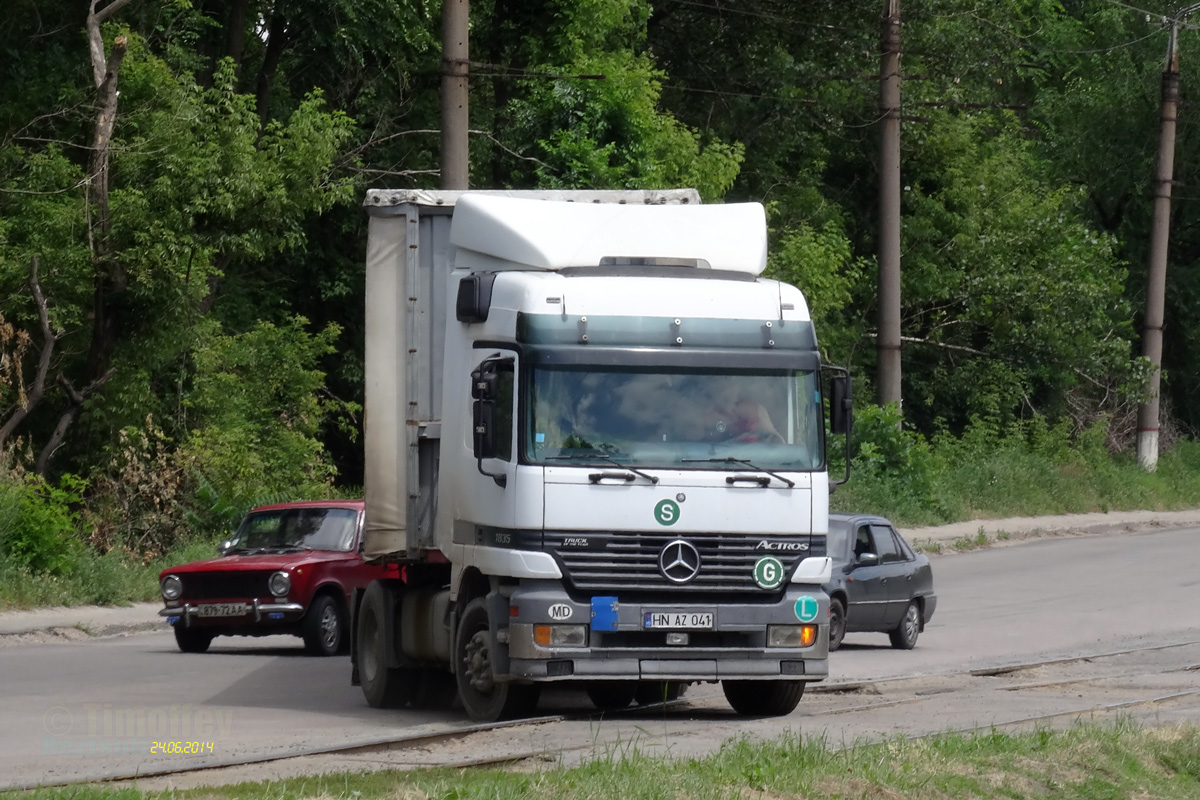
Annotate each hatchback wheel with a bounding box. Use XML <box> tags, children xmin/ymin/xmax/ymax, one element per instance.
<box><xmin>889</xmin><ymin>600</ymin><xmax>921</xmax><ymax>650</ymax></box>
<box><xmin>828</xmin><ymin>598</ymin><xmax>846</xmax><ymax>652</ymax></box>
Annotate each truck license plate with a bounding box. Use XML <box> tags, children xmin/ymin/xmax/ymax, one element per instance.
<box><xmin>196</xmin><ymin>603</ymin><xmax>249</xmax><ymax>617</ymax></box>
<box><xmin>643</xmin><ymin>612</ymin><xmax>713</xmax><ymax>630</ymax></box>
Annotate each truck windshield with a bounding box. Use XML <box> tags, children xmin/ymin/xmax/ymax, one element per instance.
<box><xmin>526</xmin><ymin>365</ymin><xmax>823</xmax><ymax>470</ymax></box>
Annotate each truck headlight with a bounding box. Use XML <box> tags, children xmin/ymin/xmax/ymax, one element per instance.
<box><xmin>161</xmin><ymin>575</ymin><xmax>182</xmax><ymax>601</ymax></box>
<box><xmin>534</xmin><ymin>624</ymin><xmax>588</xmax><ymax>647</ymax></box>
<box><xmin>269</xmin><ymin>571</ymin><xmax>290</xmax><ymax>598</ymax></box>
<box><xmin>768</xmin><ymin>624</ymin><xmax>818</xmax><ymax>648</ymax></box>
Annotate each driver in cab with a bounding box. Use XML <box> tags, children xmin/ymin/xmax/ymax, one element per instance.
<box><xmin>696</xmin><ymin>376</ymin><xmax>782</xmax><ymax>444</ymax></box>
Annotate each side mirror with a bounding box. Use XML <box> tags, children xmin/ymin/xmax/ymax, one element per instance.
<box><xmin>470</xmin><ymin>356</ymin><xmax>512</xmax><ymax>487</ymax></box>
<box><xmin>855</xmin><ymin>552</ymin><xmax>879</xmax><ymax>568</ymax></box>
<box><xmin>472</xmin><ymin>398</ymin><xmax>498</xmax><ymax>459</ymax></box>
<box><xmin>830</xmin><ymin>375</ymin><xmax>852</xmax><ymax>435</ymax></box>
<box><xmin>218</xmin><ymin>540</ymin><xmax>233</xmax><ymax>556</ymax></box>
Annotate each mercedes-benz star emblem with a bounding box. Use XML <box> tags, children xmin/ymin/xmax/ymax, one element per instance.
<box><xmin>658</xmin><ymin>540</ymin><xmax>701</xmax><ymax>583</ymax></box>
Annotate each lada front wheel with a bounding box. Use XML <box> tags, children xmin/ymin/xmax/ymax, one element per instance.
<box><xmin>304</xmin><ymin>595</ymin><xmax>345</xmax><ymax>656</ymax></box>
<box><xmin>722</xmin><ymin>680</ymin><xmax>804</xmax><ymax>716</ymax></box>
<box><xmin>174</xmin><ymin>627</ymin><xmax>213</xmax><ymax>654</ymax></box>
<box><xmin>454</xmin><ymin>598</ymin><xmax>539</xmax><ymax>722</ymax></box>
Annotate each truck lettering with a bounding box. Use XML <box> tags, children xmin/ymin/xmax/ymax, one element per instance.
<box><xmin>755</xmin><ymin>540</ymin><xmax>808</xmax><ymax>552</ymax></box>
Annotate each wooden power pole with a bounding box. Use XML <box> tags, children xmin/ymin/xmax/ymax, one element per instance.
<box><xmin>876</xmin><ymin>0</ymin><xmax>903</xmax><ymax>415</ymax></box>
<box><xmin>441</xmin><ymin>0</ymin><xmax>470</xmax><ymax>190</ymax></box>
<box><xmin>1137</xmin><ymin>6</ymin><xmax>1199</xmax><ymax>471</ymax></box>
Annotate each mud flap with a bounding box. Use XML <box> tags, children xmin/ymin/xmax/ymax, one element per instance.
<box><xmin>484</xmin><ymin>590</ymin><xmax>512</xmax><ymax>680</ymax></box>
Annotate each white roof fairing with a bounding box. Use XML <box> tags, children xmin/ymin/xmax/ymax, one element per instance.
<box><xmin>449</xmin><ymin>194</ymin><xmax>768</xmax><ymax>275</ymax></box>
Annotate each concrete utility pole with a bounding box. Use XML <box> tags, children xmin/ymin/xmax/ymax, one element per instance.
<box><xmin>876</xmin><ymin>0</ymin><xmax>903</xmax><ymax>415</ymax></box>
<box><xmin>1137</xmin><ymin>4</ymin><xmax>1200</xmax><ymax>471</ymax></box>
<box><xmin>441</xmin><ymin>0</ymin><xmax>470</xmax><ymax>190</ymax></box>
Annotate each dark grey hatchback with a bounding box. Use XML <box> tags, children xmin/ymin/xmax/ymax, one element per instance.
<box><xmin>823</xmin><ymin>513</ymin><xmax>937</xmax><ymax>650</ymax></box>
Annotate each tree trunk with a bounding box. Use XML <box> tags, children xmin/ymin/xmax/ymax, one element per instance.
<box><xmin>256</xmin><ymin>10</ymin><xmax>290</xmax><ymax>126</ymax></box>
<box><xmin>36</xmin><ymin>1</ymin><xmax>138</xmax><ymax>473</ymax></box>
<box><xmin>0</xmin><ymin>259</ymin><xmax>59</xmax><ymax>454</ymax></box>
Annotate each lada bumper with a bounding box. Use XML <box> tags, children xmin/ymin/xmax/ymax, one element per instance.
<box><xmin>503</xmin><ymin>582</ymin><xmax>829</xmax><ymax>682</ymax></box>
<box><xmin>160</xmin><ymin>600</ymin><xmax>306</xmax><ymax>628</ymax></box>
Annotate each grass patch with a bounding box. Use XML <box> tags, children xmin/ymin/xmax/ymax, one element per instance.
<box><xmin>833</xmin><ymin>429</ymin><xmax>1200</xmax><ymax>527</ymax></box>
<box><xmin>7</xmin><ymin>721</ymin><xmax>1200</xmax><ymax>800</ymax></box>
<box><xmin>0</xmin><ymin>538</ymin><xmax>220</xmax><ymax>611</ymax></box>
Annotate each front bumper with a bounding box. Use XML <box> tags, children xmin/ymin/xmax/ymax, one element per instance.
<box><xmin>160</xmin><ymin>600</ymin><xmax>306</xmax><ymax>627</ymax></box>
<box><xmin>504</xmin><ymin>582</ymin><xmax>829</xmax><ymax>682</ymax></box>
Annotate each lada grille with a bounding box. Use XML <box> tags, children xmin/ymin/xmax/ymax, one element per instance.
<box><xmin>544</xmin><ymin>531</ymin><xmax>820</xmax><ymax>595</ymax></box>
<box><xmin>178</xmin><ymin>572</ymin><xmax>271</xmax><ymax>600</ymax></box>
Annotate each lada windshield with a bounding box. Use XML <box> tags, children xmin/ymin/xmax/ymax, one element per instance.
<box><xmin>526</xmin><ymin>365</ymin><xmax>823</xmax><ymax>470</ymax></box>
<box><xmin>227</xmin><ymin>508</ymin><xmax>358</xmax><ymax>552</ymax></box>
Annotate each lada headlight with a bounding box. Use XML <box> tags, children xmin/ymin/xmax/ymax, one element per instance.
<box><xmin>161</xmin><ymin>575</ymin><xmax>182</xmax><ymax>601</ymax></box>
<box><xmin>269</xmin><ymin>571</ymin><xmax>291</xmax><ymax>598</ymax></box>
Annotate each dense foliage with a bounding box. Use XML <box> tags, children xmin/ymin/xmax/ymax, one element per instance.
<box><xmin>1</xmin><ymin>1</ymin><xmax>1198</xmax><ymax>571</ymax></box>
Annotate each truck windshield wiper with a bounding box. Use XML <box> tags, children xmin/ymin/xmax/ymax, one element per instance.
<box><xmin>681</xmin><ymin>457</ymin><xmax>795</xmax><ymax>488</ymax></box>
<box><xmin>547</xmin><ymin>453</ymin><xmax>660</xmax><ymax>484</ymax></box>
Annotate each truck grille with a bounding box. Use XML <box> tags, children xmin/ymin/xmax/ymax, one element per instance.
<box><xmin>544</xmin><ymin>531</ymin><xmax>819</xmax><ymax>595</ymax></box>
<box><xmin>178</xmin><ymin>572</ymin><xmax>271</xmax><ymax>600</ymax></box>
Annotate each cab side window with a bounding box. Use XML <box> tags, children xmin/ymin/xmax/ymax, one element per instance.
<box><xmin>494</xmin><ymin>363</ymin><xmax>514</xmax><ymax>461</ymax></box>
<box><xmin>870</xmin><ymin>524</ymin><xmax>902</xmax><ymax>564</ymax></box>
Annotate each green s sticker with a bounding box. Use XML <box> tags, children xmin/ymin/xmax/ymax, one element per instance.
<box><xmin>654</xmin><ymin>499</ymin><xmax>680</xmax><ymax>526</ymax></box>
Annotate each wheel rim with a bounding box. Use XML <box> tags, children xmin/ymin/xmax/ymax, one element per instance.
<box><xmin>831</xmin><ymin>605</ymin><xmax>845</xmax><ymax>644</ymax></box>
<box><xmin>320</xmin><ymin>604</ymin><xmax>339</xmax><ymax>650</ymax></box>
<box><xmin>903</xmin><ymin>604</ymin><xmax>919</xmax><ymax>642</ymax></box>
<box><xmin>464</xmin><ymin>630</ymin><xmax>495</xmax><ymax>694</ymax></box>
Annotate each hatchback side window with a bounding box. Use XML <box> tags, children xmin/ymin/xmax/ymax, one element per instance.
<box><xmin>871</xmin><ymin>524</ymin><xmax>901</xmax><ymax>563</ymax></box>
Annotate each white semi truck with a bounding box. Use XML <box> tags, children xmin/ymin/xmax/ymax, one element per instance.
<box><xmin>351</xmin><ymin>188</ymin><xmax>852</xmax><ymax>721</ymax></box>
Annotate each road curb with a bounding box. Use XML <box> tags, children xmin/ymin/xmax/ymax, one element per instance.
<box><xmin>1</xmin><ymin>510</ymin><xmax>1198</xmax><ymax>640</ymax></box>
<box><xmin>901</xmin><ymin>509</ymin><xmax>1200</xmax><ymax>550</ymax></box>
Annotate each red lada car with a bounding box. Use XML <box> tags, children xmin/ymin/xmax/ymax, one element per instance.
<box><xmin>158</xmin><ymin>501</ymin><xmax>396</xmax><ymax>655</ymax></box>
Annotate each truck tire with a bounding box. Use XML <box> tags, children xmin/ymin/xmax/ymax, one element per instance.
<box><xmin>357</xmin><ymin>582</ymin><xmax>416</xmax><ymax>708</ymax></box>
<box><xmin>634</xmin><ymin>681</ymin><xmax>687</xmax><ymax>705</ymax></box>
<box><xmin>889</xmin><ymin>601</ymin><xmax>921</xmax><ymax>650</ymax></box>
<box><xmin>828</xmin><ymin>598</ymin><xmax>847</xmax><ymax>652</ymax></box>
<box><xmin>174</xmin><ymin>627</ymin><xmax>213</xmax><ymax>653</ymax></box>
<box><xmin>303</xmin><ymin>594</ymin><xmax>345</xmax><ymax>656</ymax></box>
<box><xmin>586</xmin><ymin>682</ymin><xmax>638</xmax><ymax>711</ymax></box>
<box><xmin>722</xmin><ymin>680</ymin><xmax>805</xmax><ymax>716</ymax></box>
<box><xmin>455</xmin><ymin>597</ymin><xmax>540</xmax><ymax>721</ymax></box>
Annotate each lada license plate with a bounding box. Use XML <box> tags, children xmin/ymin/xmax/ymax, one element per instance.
<box><xmin>643</xmin><ymin>611</ymin><xmax>713</xmax><ymax>630</ymax></box>
<box><xmin>196</xmin><ymin>603</ymin><xmax>249</xmax><ymax>617</ymax></box>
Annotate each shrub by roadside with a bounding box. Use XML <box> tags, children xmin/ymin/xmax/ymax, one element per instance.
<box><xmin>831</xmin><ymin>406</ymin><xmax>1200</xmax><ymax>526</ymax></box>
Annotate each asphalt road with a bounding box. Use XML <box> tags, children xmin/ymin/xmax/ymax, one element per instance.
<box><xmin>3</xmin><ymin>525</ymin><xmax>1198</xmax><ymax>790</ymax></box>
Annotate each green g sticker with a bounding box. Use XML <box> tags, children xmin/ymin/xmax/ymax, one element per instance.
<box><xmin>654</xmin><ymin>499</ymin><xmax>680</xmax><ymax>526</ymax></box>
<box><xmin>753</xmin><ymin>556</ymin><xmax>785</xmax><ymax>589</ymax></box>
<box><xmin>794</xmin><ymin>595</ymin><xmax>819</xmax><ymax>623</ymax></box>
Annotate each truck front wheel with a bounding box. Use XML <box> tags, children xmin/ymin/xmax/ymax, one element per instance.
<box><xmin>722</xmin><ymin>680</ymin><xmax>805</xmax><ymax>716</ymax></box>
<box><xmin>455</xmin><ymin>598</ymin><xmax>539</xmax><ymax>721</ymax></box>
